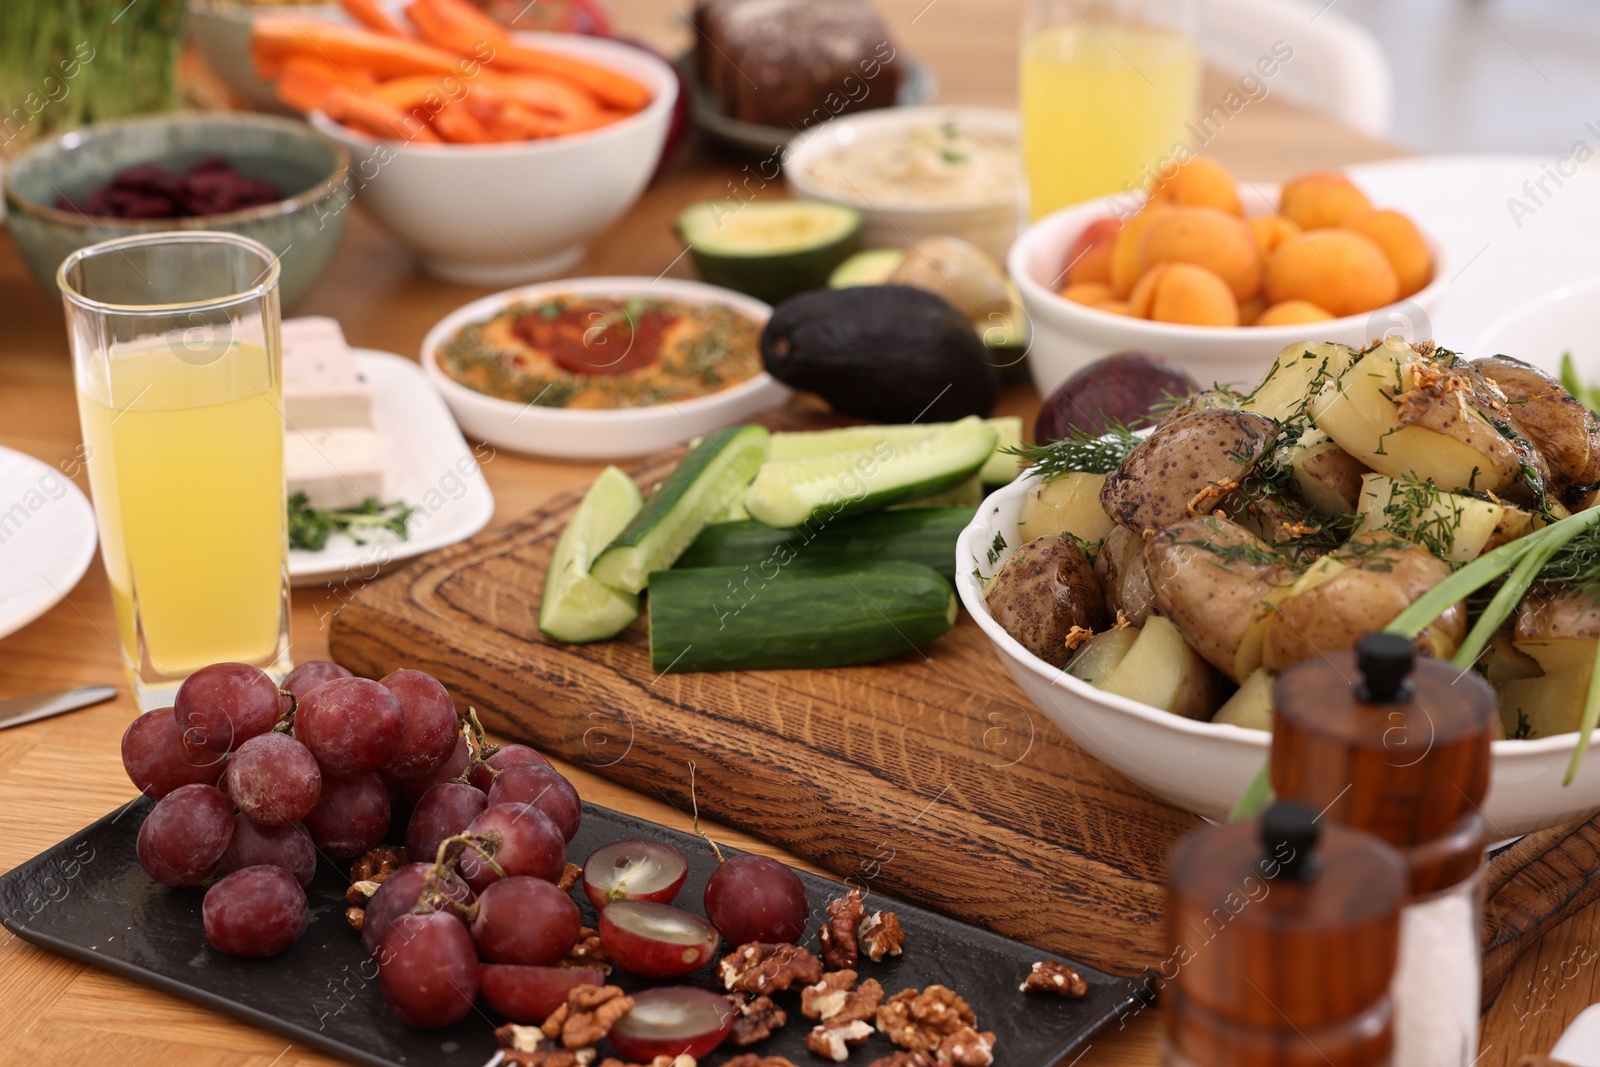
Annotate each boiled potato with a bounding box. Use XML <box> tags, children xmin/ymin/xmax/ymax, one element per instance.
<box><xmin>1145</xmin><ymin>515</ymin><xmax>1297</xmax><ymax>682</ymax></box>
<box><xmin>1093</xmin><ymin>524</ymin><xmax>1157</xmax><ymax>626</ymax></box>
<box><xmin>1308</xmin><ymin>336</ymin><xmax>1528</xmax><ymax>496</ymax></box>
<box><xmin>1498</xmin><ymin>670</ymin><xmax>1588</xmax><ymax>740</ymax></box>
<box><xmin>1482</xmin><ymin>626</ymin><xmax>1543</xmax><ymax>687</ymax></box>
<box><xmin>1066</xmin><ymin>625</ymin><xmax>1140</xmax><ymax>684</ymax></box>
<box><xmin>1503</xmin><ymin>588</ymin><xmax>1597</xmax><ymax>738</ymax></box>
<box><xmin>1017</xmin><ymin>472</ymin><xmax>1115</xmax><ymax>543</ymax></box>
<box><xmin>1474</xmin><ymin>355</ymin><xmax>1600</xmax><ymax>495</ymax></box>
<box><xmin>1286</xmin><ymin>430</ymin><xmax>1370</xmax><ymax>516</ymax></box>
<box><xmin>1240</xmin><ymin>342</ymin><xmax>1355</xmax><ymax>425</ymax></box>
<box><xmin>1212</xmin><ymin>668</ymin><xmax>1275</xmax><ymax>731</ymax></box>
<box><xmin>1100</xmin><ymin>409</ymin><xmax>1278</xmax><ymax>532</ymax></box>
<box><xmin>1354</xmin><ymin>473</ymin><xmax>1505</xmax><ymax>562</ymax></box>
<box><xmin>1097</xmin><ymin>615</ymin><xmax>1222</xmax><ymax>720</ymax></box>
<box><xmin>984</xmin><ymin>535</ymin><xmax>1109</xmax><ymax>668</ymax></box>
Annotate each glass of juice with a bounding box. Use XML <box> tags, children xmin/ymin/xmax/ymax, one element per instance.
<box><xmin>58</xmin><ymin>231</ymin><xmax>290</xmax><ymax>708</ymax></box>
<box><xmin>1021</xmin><ymin>0</ymin><xmax>1201</xmax><ymax>219</ymax></box>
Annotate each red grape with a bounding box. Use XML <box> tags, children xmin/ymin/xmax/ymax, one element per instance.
<box><xmin>121</xmin><ymin>708</ymin><xmax>227</xmax><ymax>798</ymax></box>
<box><xmin>225</xmin><ymin>732</ymin><xmax>321</xmax><ymax>826</ymax></box>
<box><xmin>486</xmin><ymin>763</ymin><xmax>581</xmax><ymax>842</ymax></box>
<box><xmin>583</xmin><ymin>839</ymin><xmax>688</xmax><ymax>910</ymax></box>
<box><xmin>378</xmin><ymin>911</ymin><xmax>480</xmax><ymax>1028</ymax></box>
<box><xmin>302</xmin><ymin>772</ymin><xmax>389</xmax><ymax>859</ymax></box>
<box><xmin>218</xmin><ymin>818</ymin><xmax>317</xmax><ymax>887</ymax></box>
<box><xmin>459</xmin><ymin>802</ymin><xmax>565</xmax><ymax>892</ymax></box>
<box><xmin>704</xmin><ymin>855</ymin><xmax>808</xmax><ymax>945</ymax></box>
<box><xmin>406</xmin><ymin>782</ymin><xmax>487</xmax><ymax>866</ymax></box>
<box><xmin>609</xmin><ymin>987</ymin><xmax>735</xmax><ymax>1061</ymax></box>
<box><xmin>293</xmin><ymin>677</ymin><xmax>403</xmax><ymax>778</ymax></box>
<box><xmin>202</xmin><ymin>865</ymin><xmax>308</xmax><ymax>957</ymax></box>
<box><xmin>174</xmin><ymin>662</ymin><xmax>281</xmax><ymax>753</ymax></box>
<box><xmin>400</xmin><ymin>735</ymin><xmax>470</xmax><ymax>807</ymax></box>
<box><xmin>467</xmin><ymin>743</ymin><xmax>550</xmax><ymax>791</ymax></box>
<box><xmin>136</xmin><ymin>784</ymin><xmax>235</xmax><ymax>887</ymax></box>
<box><xmin>362</xmin><ymin>862</ymin><xmax>475</xmax><ymax>957</ymax></box>
<box><xmin>480</xmin><ymin>964</ymin><xmax>605</xmax><ymax>1023</ymax></box>
<box><xmin>599</xmin><ymin>901</ymin><xmax>718</xmax><ymax>979</ymax></box>
<box><xmin>471</xmin><ymin>876</ymin><xmax>581</xmax><ymax>965</ymax></box>
<box><xmin>282</xmin><ymin>660</ymin><xmax>353</xmax><ymax>699</ymax></box>
<box><xmin>379</xmin><ymin>669</ymin><xmax>459</xmax><ymax>779</ymax></box>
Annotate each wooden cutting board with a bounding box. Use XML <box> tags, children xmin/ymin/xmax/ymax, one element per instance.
<box><xmin>329</xmin><ymin>416</ymin><xmax>1202</xmax><ymax>977</ymax></box>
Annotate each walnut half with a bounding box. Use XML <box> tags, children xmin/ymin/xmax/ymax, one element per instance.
<box><xmin>806</xmin><ymin>1020</ymin><xmax>875</xmax><ymax>1062</ymax></box>
<box><xmin>858</xmin><ymin>911</ymin><xmax>905</xmax><ymax>962</ymax></box>
<box><xmin>1019</xmin><ymin>960</ymin><xmax>1089</xmax><ymax>998</ymax></box>
<box><xmin>876</xmin><ymin>987</ymin><xmax>978</xmax><ymax>1054</ymax></box>
<box><xmin>541</xmin><ymin>985</ymin><xmax>634</xmax><ymax>1049</ymax></box>
<box><xmin>935</xmin><ymin>1028</ymin><xmax>995</xmax><ymax>1067</ymax></box>
<box><xmin>801</xmin><ymin>970</ymin><xmax>883</xmax><ymax>1025</ymax></box>
<box><xmin>719</xmin><ymin>943</ymin><xmax>824</xmax><ymax>995</ymax></box>
<box><xmin>819</xmin><ymin>889</ymin><xmax>865</xmax><ymax>970</ymax></box>
<box><xmin>728</xmin><ymin>995</ymin><xmax>787</xmax><ymax>1046</ymax></box>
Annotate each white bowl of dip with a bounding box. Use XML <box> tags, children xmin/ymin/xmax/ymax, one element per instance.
<box><xmin>784</xmin><ymin>106</ymin><xmax>1022</xmax><ymax>263</ymax></box>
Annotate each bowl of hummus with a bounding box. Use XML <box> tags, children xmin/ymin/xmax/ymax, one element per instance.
<box><xmin>422</xmin><ymin>277</ymin><xmax>790</xmax><ymax>459</ymax></box>
<box><xmin>785</xmin><ymin>106</ymin><xmax>1022</xmax><ymax>262</ymax></box>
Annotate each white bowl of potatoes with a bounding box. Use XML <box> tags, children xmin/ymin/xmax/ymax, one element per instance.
<box><xmin>959</xmin><ymin>334</ymin><xmax>1600</xmax><ymax>836</ymax></box>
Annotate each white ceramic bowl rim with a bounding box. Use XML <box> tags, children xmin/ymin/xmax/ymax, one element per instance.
<box><xmin>420</xmin><ymin>275</ymin><xmax>780</xmax><ymax>422</ymax></box>
<box><xmin>961</xmin><ymin>471</ymin><xmax>1595</xmax><ymax>759</ymax></box>
<box><xmin>1007</xmin><ymin>184</ymin><xmax>1451</xmax><ymax>347</ymax></box>
<box><xmin>311</xmin><ymin>32</ymin><xmax>677</xmax><ymax>157</ymax></box>
<box><xmin>783</xmin><ymin>104</ymin><xmax>1022</xmax><ymax>215</ymax></box>
<box><xmin>1478</xmin><ymin>273</ymin><xmax>1600</xmax><ymax>353</ymax></box>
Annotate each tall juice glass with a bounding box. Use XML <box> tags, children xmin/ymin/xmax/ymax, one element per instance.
<box><xmin>1021</xmin><ymin>0</ymin><xmax>1201</xmax><ymax>218</ymax></box>
<box><xmin>58</xmin><ymin>232</ymin><xmax>290</xmax><ymax>708</ymax></box>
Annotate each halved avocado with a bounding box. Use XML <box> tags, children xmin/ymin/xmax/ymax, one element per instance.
<box><xmin>829</xmin><ymin>248</ymin><xmax>905</xmax><ymax>288</ymax></box>
<box><xmin>676</xmin><ymin>199</ymin><xmax>862</xmax><ymax>305</ymax></box>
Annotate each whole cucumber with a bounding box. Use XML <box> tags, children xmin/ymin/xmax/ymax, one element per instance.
<box><xmin>673</xmin><ymin>508</ymin><xmax>976</xmax><ymax>582</ymax></box>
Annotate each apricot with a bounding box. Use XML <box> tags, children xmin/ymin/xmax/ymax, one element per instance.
<box><xmin>1134</xmin><ymin>206</ymin><xmax>1262</xmax><ymax>301</ymax></box>
<box><xmin>1149</xmin><ymin>156</ymin><xmax>1242</xmax><ymax>215</ymax></box>
<box><xmin>1109</xmin><ymin>204</ymin><xmax>1173</xmax><ymax>297</ymax></box>
<box><xmin>1239</xmin><ymin>295</ymin><xmax>1266</xmax><ymax>326</ymax></box>
<box><xmin>1343</xmin><ymin>209</ymin><xmax>1433</xmax><ymax>297</ymax></box>
<box><xmin>1065</xmin><ymin>218</ymin><xmax>1119</xmax><ymax>286</ymax></box>
<box><xmin>1278</xmin><ymin>172</ymin><xmax>1373</xmax><ymax>231</ymax></box>
<box><xmin>1264</xmin><ymin>229</ymin><xmax>1399</xmax><ymax>318</ymax></box>
<box><xmin>1128</xmin><ymin>263</ymin><xmax>1239</xmax><ymax>327</ymax></box>
<box><xmin>1060</xmin><ymin>282</ymin><xmax>1115</xmax><ymax>306</ymax></box>
<box><xmin>1097</xmin><ymin>300</ymin><xmax>1132</xmax><ymax>317</ymax></box>
<box><xmin>1248</xmin><ymin>215</ymin><xmax>1298</xmax><ymax>261</ymax></box>
<box><xmin>1256</xmin><ymin>300</ymin><xmax>1335</xmax><ymax>327</ymax></box>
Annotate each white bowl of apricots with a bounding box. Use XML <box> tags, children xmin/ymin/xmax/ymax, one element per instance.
<box><xmin>1008</xmin><ymin>157</ymin><xmax>1448</xmax><ymax>396</ymax></box>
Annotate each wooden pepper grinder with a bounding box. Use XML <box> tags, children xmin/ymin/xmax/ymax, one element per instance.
<box><xmin>1272</xmin><ymin>633</ymin><xmax>1496</xmax><ymax>1067</ymax></box>
<box><xmin>1164</xmin><ymin>801</ymin><xmax>1406</xmax><ymax>1067</ymax></box>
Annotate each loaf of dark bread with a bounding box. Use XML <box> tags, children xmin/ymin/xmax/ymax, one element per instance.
<box><xmin>694</xmin><ymin>0</ymin><xmax>901</xmax><ymax>130</ymax></box>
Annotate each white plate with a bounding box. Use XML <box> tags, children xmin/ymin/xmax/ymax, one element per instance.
<box><xmin>288</xmin><ymin>349</ymin><xmax>495</xmax><ymax>588</ymax></box>
<box><xmin>0</xmin><ymin>446</ymin><xmax>98</xmax><ymax>641</ymax></box>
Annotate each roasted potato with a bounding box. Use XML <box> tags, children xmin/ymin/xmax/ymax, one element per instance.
<box><xmin>1100</xmin><ymin>408</ymin><xmax>1278</xmax><ymax>533</ymax></box>
<box><xmin>1262</xmin><ymin>533</ymin><xmax>1465</xmax><ymax>673</ymax></box>
<box><xmin>1145</xmin><ymin>515</ymin><xmax>1297</xmax><ymax>681</ymax></box>
<box><xmin>1474</xmin><ymin>355</ymin><xmax>1600</xmax><ymax>497</ymax></box>
<box><xmin>985</xmin><ymin>535</ymin><xmax>1109</xmax><ymax>667</ymax></box>
<box><xmin>1497</xmin><ymin>589</ymin><xmax>1599</xmax><ymax>738</ymax></box>
<box><xmin>1354</xmin><ymin>474</ymin><xmax>1505</xmax><ymax>562</ymax></box>
<box><xmin>1093</xmin><ymin>524</ymin><xmax>1157</xmax><ymax>626</ymax></box>
<box><xmin>1066</xmin><ymin>625</ymin><xmax>1140</xmax><ymax>684</ymax></box>
<box><xmin>1286</xmin><ymin>430</ymin><xmax>1370</xmax><ymax>516</ymax></box>
<box><xmin>1240</xmin><ymin>342</ymin><xmax>1356</xmax><ymax>425</ymax></box>
<box><xmin>1212</xmin><ymin>668</ymin><xmax>1275</xmax><ymax>731</ymax></box>
<box><xmin>1094</xmin><ymin>615</ymin><xmax>1223</xmax><ymax>720</ymax></box>
<box><xmin>1017</xmin><ymin>472</ymin><xmax>1115</xmax><ymax>544</ymax></box>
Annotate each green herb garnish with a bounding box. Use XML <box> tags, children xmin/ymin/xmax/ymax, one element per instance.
<box><xmin>287</xmin><ymin>492</ymin><xmax>415</xmax><ymax>552</ymax></box>
<box><xmin>1561</xmin><ymin>352</ymin><xmax>1600</xmax><ymax>415</ymax></box>
<box><xmin>1006</xmin><ymin>422</ymin><xmax>1142</xmax><ymax>479</ymax></box>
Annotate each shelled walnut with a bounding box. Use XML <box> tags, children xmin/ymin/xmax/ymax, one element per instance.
<box><xmin>596</xmin><ymin>1057</ymin><xmax>697</xmax><ymax>1067</ymax></box>
<box><xmin>344</xmin><ymin>844</ymin><xmax>409</xmax><ymax>913</ymax></box>
<box><xmin>876</xmin><ymin>987</ymin><xmax>977</xmax><ymax>1053</ymax></box>
<box><xmin>563</xmin><ymin>927</ymin><xmax>610</xmax><ymax>973</ymax></box>
<box><xmin>858</xmin><ymin>912</ymin><xmax>905</xmax><ymax>962</ymax></box>
<box><xmin>540</xmin><ymin>985</ymin><xmax>634</xmax><ymax>1048</ymax></box>
<box><xmin>495</xmin><ymin>1024</ymin><xmax>597</xmax><ymax>1067</ymax></box>
<box><xmin>806</xmin><ymin>1020</ymin><xmax>875</xmax><ymax>1062</ymax></box>
<box><xmin>865</xmin><ymin>1054</ymin><xmax>934</xmax><ymax>1067</ymax></box>
<box><xmin>1019</xmin><ymin>960</ymin><xmax>1088</xmax><ymax>998</ymax></box>
<box><xmin>729</xmin><ymin>995</ymin><xmax>788</xmax><ymax>1045</ymax></box>
<box><xmin>719</xmin><ymin>942</ymin><xmax>824</xmax><ymax>995</ymax></box>
<box><xmin>557</xmin><ymin>862</ymin><xmax>583</xmax><ymax>892</ymax></box>
<box><xmin>934</xmin><ymin>1027</ymin><xmax>995</xmax><ymax>1067</ymax></box>
<box><xmin>721</xmin><ymin>1056</ymin><xmax>799</xmax><ymax>1067</ymax></box>
<box><xmin>801</xmin><ymin>970</ymin><xmax>883</xmax><ymax>1024</ymax></box>
<box><xmin>819</xmin><ymin>889</ymin><xmax>865</xmax><ymax>970</ymax></box>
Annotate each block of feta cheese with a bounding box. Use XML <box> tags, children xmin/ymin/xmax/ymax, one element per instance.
<box><xmin>285</xmin><ymin>427</ymin><xmax>389</xmax><ymax>511</ymax></box>
<box><xmin>281</xmin><ymin>316</ymin><xmax>373</xmax><ymax>430</ymax></box>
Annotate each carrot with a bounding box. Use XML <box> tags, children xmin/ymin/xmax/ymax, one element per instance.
<box><xmin>482</xmin><ymin>71</ymin><xmax>602</xmax><ymax>121</ymax></box>
<box><xmin>429</xmin><ymin>98</ymin><xmax>496</xmax><ymax>143</ymax></box>
<box><xmin>273</xmin><ymin>54</ymin><xmax>343</xmax><ymax>113</ymax></box>
<box><xmin>368</xmin><ymin>72</ymin><xmax>494</xmax><ymax>110</ymax></box>
<box><xmin>323</xmin><ymin>85</ymin><xmax>442</xmax><ymax>142</ymax></box>
<box><xmin>252</xmin><ymin>18</ymin><xmax>461</xmax><ymax>79</ymax></box>
<box><xmin>339</xmin><ymin>0</ymin><xmax>412</xmax><ymax>39</ymax></box>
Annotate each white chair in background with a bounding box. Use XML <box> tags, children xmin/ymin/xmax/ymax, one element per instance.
<box><xmin>1201</xmin><ymin>0</ymin><xmax>1395</xmax><ymax>138</ymax></box>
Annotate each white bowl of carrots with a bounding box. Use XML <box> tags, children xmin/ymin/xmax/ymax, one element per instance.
<box><xmin>253</xmin><ymin>0</ymin><xmax>676</xmax><ymax>284</ymax></box>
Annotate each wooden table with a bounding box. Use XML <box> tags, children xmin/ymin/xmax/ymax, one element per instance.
<box><xmin>0</xmin><ymin>2</ymin><xmax>1580</xmax><ymax>1063</ymax></box>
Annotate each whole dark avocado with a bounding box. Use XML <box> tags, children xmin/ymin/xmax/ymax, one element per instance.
<box><xmin>759</xmin><ymin>285</ymin><xmax>1000</xmax><ymax>423</ymax></box>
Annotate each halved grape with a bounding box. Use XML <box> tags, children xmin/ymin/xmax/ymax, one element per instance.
<box><xmin>599</xmin><ymin>900</ymin><xmax>718</xmax><ymax>979</ymax></box>
<box><xmin>467</xmin><ymin>743</ymin><xmax>551</xmax><ymax>791</ymax></box>
<box><xmin>218</xmin><ymin>818</ymin><xmax>317</xmax><ymax>887</ymax></box>
<box><xmin>704</xmin><ymin>854</ymin><xmax>809</xmax><ymax>945</ymax></box>
<box><xmin>486</xmin><ymin>763</ymin><xmax>581</xmax><ymax>842</ymax></box>
<box><xmin>480</xmin><ymin>964</ymin><xmax>605</xmax><ymax>1023</ymax></box>
<box><xmin>459</xmin><ymin>802</ymin><xmax>566</xmax><ymax>892</ymax></box>
<box><xmin>136</xmin><ymin>783</ymin><xmax>235</xmax><ymax>887</ymax></box>
<box><xmin>379</xmin><ymin>669</ymin><xmax>459</xmax><ymax>779</ymax></box>
<box><xmin>406</xmin><ymin>782</ymin><xmax>487</xmax><ymax>865</ymax></box>
<box><xmin>293</xmin><ymin>677</ymin><xmax>403</xmax><ymax>777</ymax></box>
<box><xmin>608</xmin><ymin>987</ymin><xmax>735</xmax><ymax>1062</ymax></box>
<box><xmin>378</xmin><ymin>911</ymin><xmax>480</xmax><ymax>1028</ymax></box>
<box><xmin>173</xmin><ymin>662</ymin><xmax>281</xmax><ymax>754</ymax></box>
<box><xmin>121</xmin><ymin>707</ymin><xmax>227</xmax><ymax>799</ymax></box>
<box><xmin>302</xmin><ymin>772</ymin><xmax>389</xmax><ymax>859</ymax></box>
<box><xmin>225</xmin><ymin>732</ymin><xmax>321</xmax><ymax>826</ymax></box>
<box><xmin>400</xmin><ymin>735</ymin><xmax>471</xmax><ymax>807</ymax></box>
<box><xmin>202</xmin><ymin>865</ymin><xmax>308</xmax><ymax>957</ymax></box>
<box><xmin>583</xmin><ymin>839</ymin><xmax>688</xmax><ymax>910</ymax></box>
<box><xmin>471</xmin><ymin>876</ymin><xmax>581</xmax><ymax>965</ymax></box>
<box><xmin>362</xmin><ymin>862</ymin><xmax>475</xmax><ymax>957</ymax></box>
<box><xmin>281</xmin><ymin>660</ymin><xmax>353</xmax><ymax>699</ymax></box>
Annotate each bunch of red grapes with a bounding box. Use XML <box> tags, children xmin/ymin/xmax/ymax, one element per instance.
<box><xmin>122</xmin><ymin>660</ymin><xmax>814</xmax><ymax>1053</ymax></box>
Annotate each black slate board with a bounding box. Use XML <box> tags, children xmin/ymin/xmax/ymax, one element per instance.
<box><xmin>0</xmin><ymin>798</ymin><xmax>1143</xmax><ymax>1066</ymax></box>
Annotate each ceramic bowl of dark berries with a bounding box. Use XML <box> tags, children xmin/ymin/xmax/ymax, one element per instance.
<box><xmin>3</xmin><ymin>111</ymin><xmax>350</xmax><ymax>310</ymax></box>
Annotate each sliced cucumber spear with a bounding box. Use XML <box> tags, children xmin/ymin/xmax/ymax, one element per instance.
<box><xmin>591</xmin><ymin>424</ymin><xmax>770</xmax><ymax>594</ymax></box>
<box><xmin>539</xmin><ymin>466</ymin><xmax>645</xmax><ymax>643</ymax></box>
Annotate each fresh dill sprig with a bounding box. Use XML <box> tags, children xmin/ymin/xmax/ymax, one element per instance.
<box><xmin>1534</xmin><ymin>523</ymin><xmax>1600</xmax><ymax>596</ymax></box>
<box><xmin>1005</xmin><ymin>422</ymin><xmax>1141</xmax><ymax>479</ymax></box>
<box><xmin>287</xmin><ymin>493</ymin><xmax>415</xmax><ymax>552</ymax></box>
